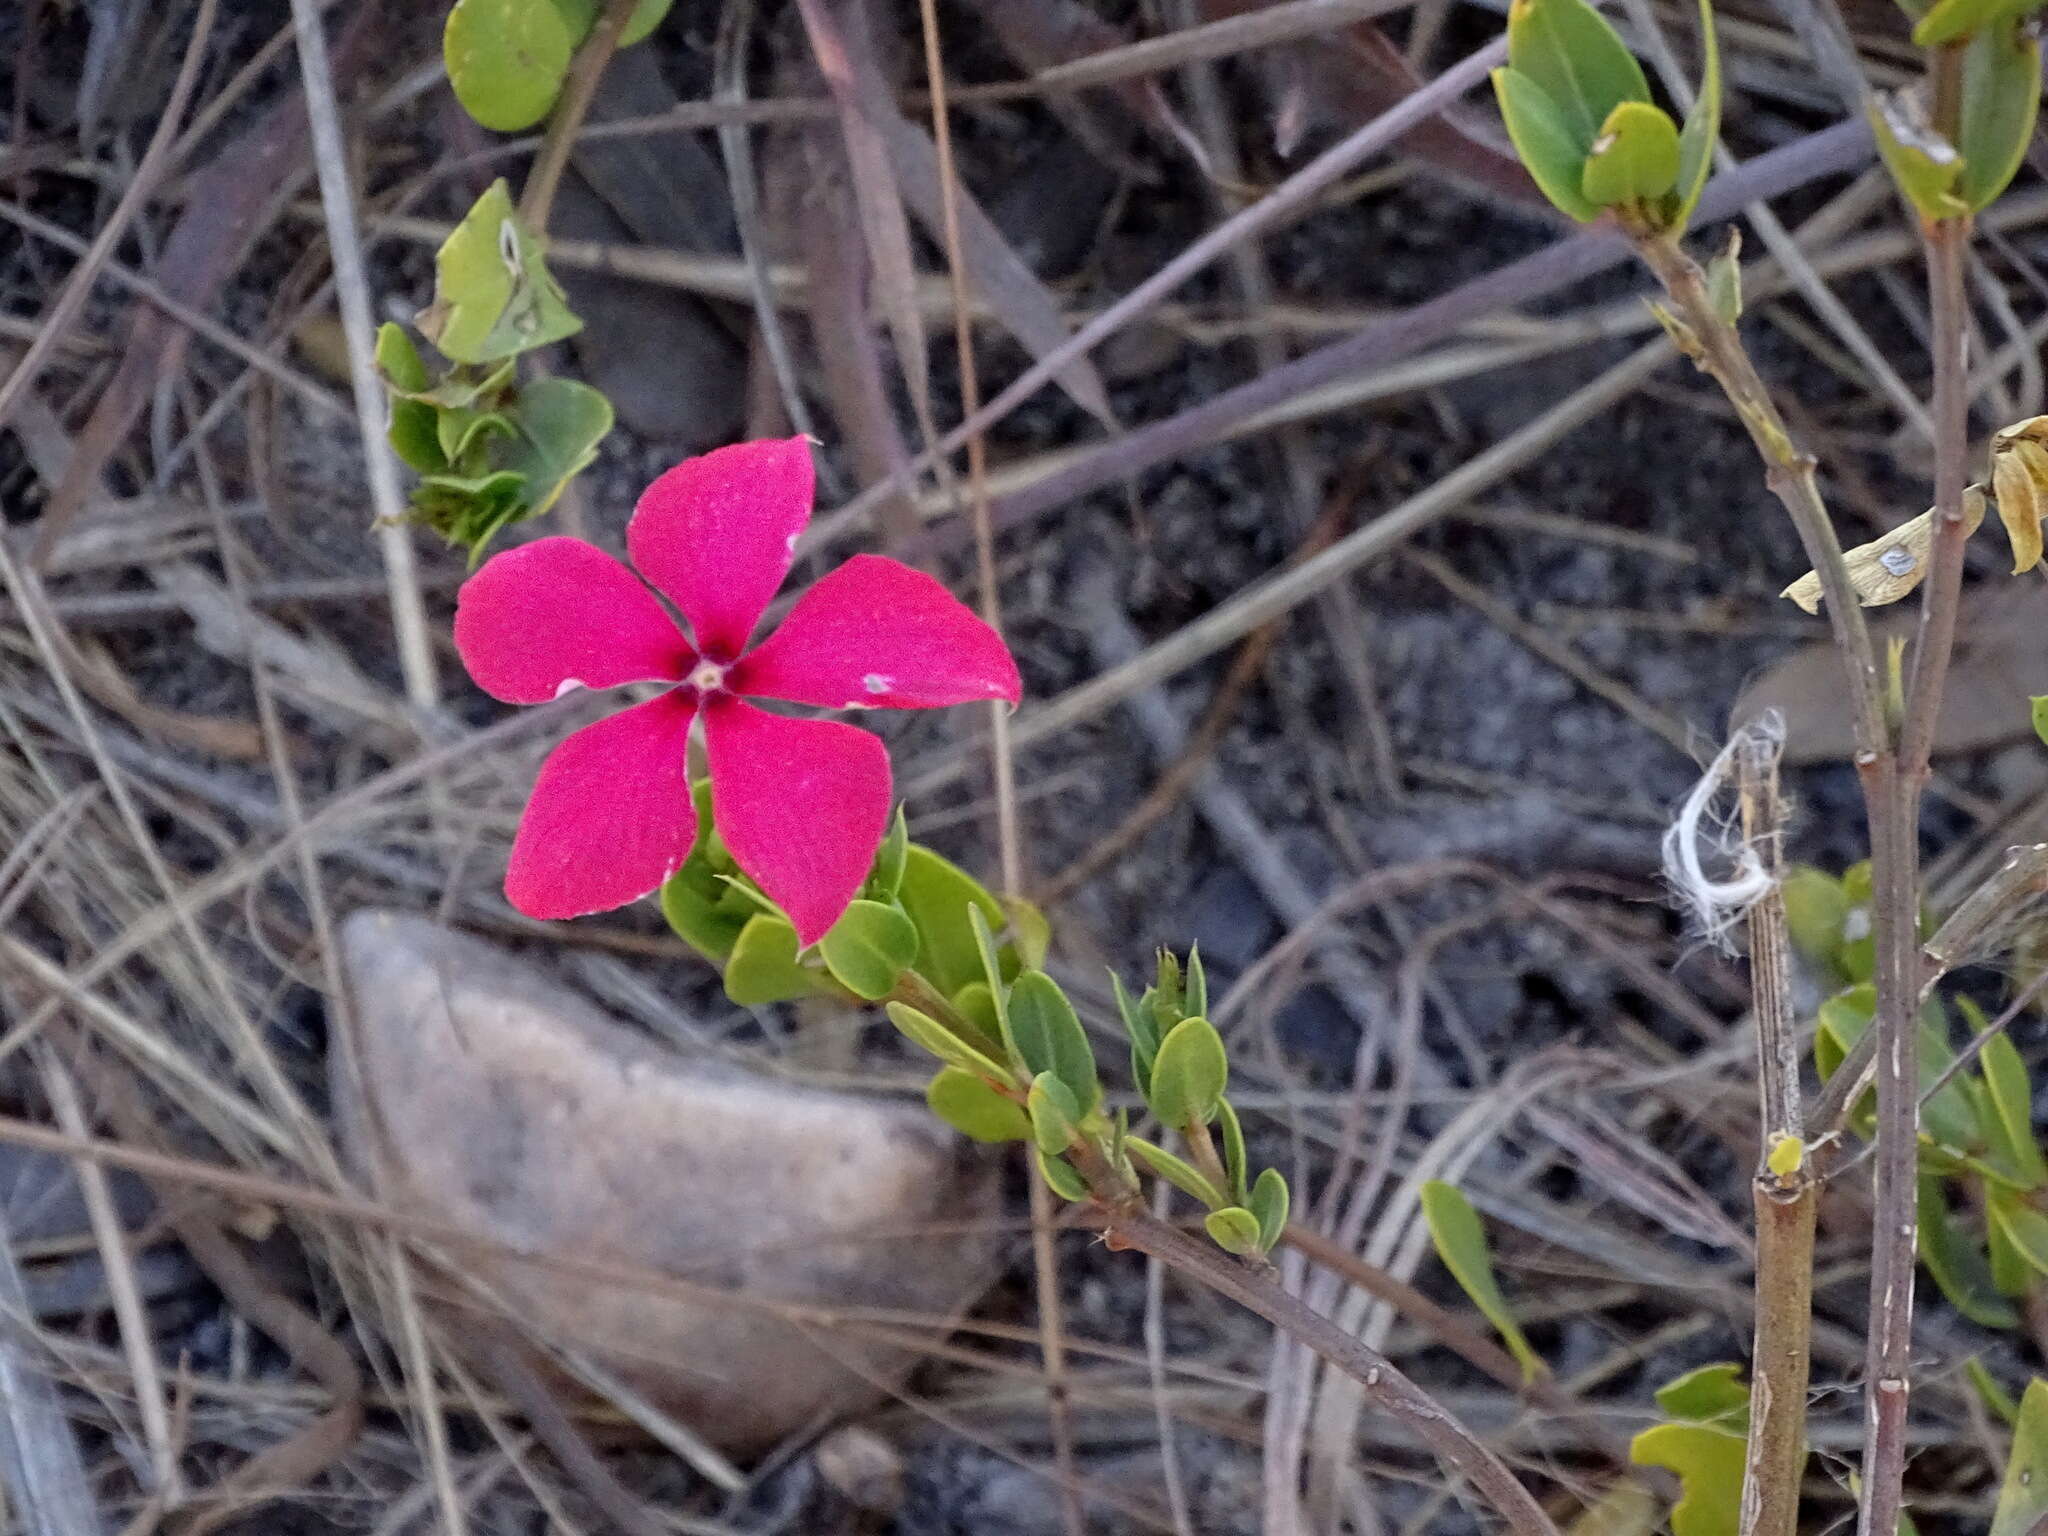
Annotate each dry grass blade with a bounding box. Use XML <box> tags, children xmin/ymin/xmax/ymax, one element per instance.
<box><xmin>794</xmin><ymin>0</ymin><xmax>935</xmax><ymax>434</ymax></box>
<box><xmin>0</xmin><ymin>1203</ymin><xmax>101</xmax><ymax>1536</ymax></box>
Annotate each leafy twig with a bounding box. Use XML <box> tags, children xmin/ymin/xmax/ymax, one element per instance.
<box><xmin>518</xmin><ymin>0</ymin><xmax>642</xmax><ymax>233</ymax></box>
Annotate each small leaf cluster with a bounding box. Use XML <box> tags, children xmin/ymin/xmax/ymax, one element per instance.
<box><xmin>1789</xmin><ymin>861</ymin><xmax>2048</xmax><ymax>1330</ymax></box>
<box><xmin>444</xmin><ymin>0</ymin><xmax>673</xmax><ymax>132</ymax></box>
<box><xmin>1870</xmin><ymin>0</ymin><xmax>2042</xmax><ymax>220</ymax></box>
<box><xmin>660</xmin><ymin>789</ymin><xmax>1043</xmax><ymax>1009</ymax></box>
<box><xmin>376</xmin><ymin>182</ymin><xmax>609</xmax><ymax>562</ymax></box>
<box><xmin>1491</xmin><ymin>0</ymin><xmax>1719</xmax><ymax>232</ymax></box>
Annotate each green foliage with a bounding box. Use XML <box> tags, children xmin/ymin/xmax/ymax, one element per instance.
<box><xmin>2034</xmin><ymin>695</ymin><xmax>2048</xmax><ymax>747</ymax></box>
<box><xmin>1036</xmin><ymin>1150</ymin><xmax>1090</xmax><ymax>1202</ymax></box>
<box><xmin>1967</xmin><ymin>1356</ymin><xmax>2023</xmax><ymax>1425</ymax></box>
<box><xmin>818</xmin><ymin>899</ymin><xmax>920</xmax><ymax>1000</ymax></box>
<box><xmin>1146</xmin><ymin>1015</ymin><xmax>1229</xmax><ymax>1128</ymax></box>
<box><xmin>1027</xmin><ymin>1072</ymin><xmax>1083</xmax><ymax>1157</ymax></box>
<box><xmin>1420</xmin><ymin>1181</ymin><xmax>1547</xmax><ymax>1382</ymax></box>
<box><xmin>375</xmin><ymin>183</ymin><xmax>608</xmax><ymax>560</ymax></box>
<box><xmin>1249</xmin><ymin>1166</ymin><xmax>1290</xmax><ymax>1252</ymax></box>
<box><xmin>887</xmin><ymin>1002</ymin><xmax>1014</xmax><ymax>1084</ymax></box>
<box><xmin>897</xmin><ymin>845</ymin><xmax>1007</xmax><ymax>997</ymax></box>
<box><xmin>1956</xmin><ymin>18</ymin><xmax>2042</xmax><ymax>212</ymax></box>
<box><xmin>928</xmin><ymin>1068</ymin><xmax>1030</xmax><ymax>1143</ymax></box>
<box><xmin>1992</xmin><ymin>1381</ymin><xmax>2048</xmax><ymax>1535</ymax></box>
<box><xmin>1204</xmin><ymin>1206</ymin><xmax>1265</xmax><ymax>1256</ymax></box>
<box><xmin>1126</xmin><ymin>1135</ymin><xmax>1227</xmax><ymax>1208</ymax></box>
<box><xmin>1491</xmin><ymin>0</ymin><xmax>1718</xmax><ymax>230</ymax></box>
<box><xmin>1629</xmin><ymin>1365</ymin><xmax>1750</xmax><ymax>1536</ymax></box>
<box><xmin>724</xmin><ymin>914</ymin><xmax>824</xmax><ymax>1007</ymax></box>
<box><xmin>444</xmin><ymin>0</ymin><xmax>674</xmax><ymax>133</ymax></box>
<box><xmin>1006</xmin><ymin>971</ymin><xmax>1099</xmax><ymax>1111</ymax></box>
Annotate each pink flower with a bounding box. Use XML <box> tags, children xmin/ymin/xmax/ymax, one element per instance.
<box><xmin>453</xmin><ymin>437</ymin><xmax>1021</xmax><ymax>945</ymax></box>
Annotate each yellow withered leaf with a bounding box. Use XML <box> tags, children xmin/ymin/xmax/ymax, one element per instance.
<box><xmin>1781</xmin><ymin>488</ymin><xmax>1986</xmax><ymax>614</ymax></box>
<box><xmin>1990</xmin><ymin>417</ymin><xmax>2048</xmax><ymax>575</ymax></box>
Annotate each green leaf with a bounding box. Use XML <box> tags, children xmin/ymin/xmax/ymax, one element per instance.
<box><xmin>1216</xmin><ymin>1097</ymin><xmax>1248</xmax><ymax>1203</ymax></box>
<box><xmin>897</xmin><ymin>846</ymin><xmax>1006</xmax><ymax>997</ymax></box>
<box><xmin>817</xmin><ymin>899</ymin><xmax>919</xmax><ymax>999</ymax></box>
<box><xmin>870</xmin><ymin>809</ymin><xmax>909</xmax><ymax>900</ymax></box>
<box><xmin>1420</xmin><ymin>1181</ymin><xmax>1547</xmax><ymax>1382</ymax></box>
<box><xmin>1125</xmin><ymin>1135</ymin><xmax>1226</xmax><ymax>1208</ymax></box>
<box><xmin>1493</xmin><ymin>68</ymin><xmax>1605</xmax><ymax>221</ymax></box>
<box><xmin>1914</xmin><ymin>0</ymin><xmax>2025</xmax><ymax>46</ymax></box>
<box><xmin>1993</xmin><ymin>1190</ymin><xmax>2048</xmax><ymax>1276</ymax></box>
<box><xmin>1506</xmin><ymin>0</ymin><xmax>1652</xmax><ymax>144</ymax></box>
<box><xmin>1780</xmin><ymin>865</ymin><xmax>1848</xmax><ymax>974</ymax></box>
<box><xmin>1146</xmin><ymin>1016</ymin><xmax>1229</xmax><ymax>1128</ymax></box>
<box><xmin>1114</xmin><ymin>971</ymin><xmax>1161</xmax><ymax>1094</ymax></box>
<box><xmin>723</xmin><ymin>914</ymin><xmax>822</xmax><ymax>1006</ymax></box>
<box><xmin>375</xmin><ymin>322</ymin><xmax>432</xmax><ymax>393</ymax></box>
<box><xmin>498</xmin><ymin>377</ymin><xmax>613</xmax><ymax>520</ymax></box>
<box><xmin>1991</xmin><ymin>1190</ymin><xmax>2033</xmax><ymax>1294</ymax></box>
<box><xmin>660</xmin><ymin>793</ymin><xmax>748</xmax><ymax>960</ymax></box>
<box><xmin>1205</xmin><ymin>1206</ymin><xmax>1265</xmax><ymax>1256</ymax></box>
<box><xmin>1704</xmin><ymin>230</ymin><xmax>1743</xmax><ymax>324</ymax></box>
<box><xmin>1565</xmin><ymin>1479</ymin><xmax>1660</xmax><ymax>1536</ymax></box>
<box><xmin>1992</xmin><ymin>1381</ymin><xmax>2048</xmax><ymax>1536</ymax></box>
<box><xmin>949</xmin><ymin>982</ymin><xmax>1007</xmax><ymax>1058</ymax></box>
<box><xmin>1005</xmin><ymin>898</ymin><xmax>1052</xmax><ymax>971</ymax></box>
<box><xmin>549</xmin><ymin>0</ymin><xmax>675</xmax><ymax>46</ymax></box>
<box><xmin>886</xmin><ymin>1001</ymin><xmax>1016</xmax><ymax>1083</ymax></box>
<box><xmin>1005</xmin><ymin>971</ymin><xmax>1098</xmax><ymax>1109</ymax></box>
<box><xmin>2034</xmin><ymin>695</ymin><xmax>2048</xmax><ymax>748</ymax></box>
<box><xmin>1027</xmin><ymin>1072</ymin><xmax>1082</xmax><ymax>1156</ymax></box>
<box><xmin>1957</xmin><ymin>17</ymin><xmax>2042</xmax><ymax>211</ymax></box>
<box><xmin>1580</xmin><ymin>100</ymin><xmax>1681</xmax><ymax>207</ymax></box>
<box><xmin>1869</xmin><ymin>90</ymin><xmax>1968</xmax><ymax>221</ymax></box>
<box><xmin>388</xmin><ymin>399</ymin><xmax>448</xmax><ymax>475</ymax></box>
<box><xmin>1919</xmin><ymin>1174</ymin><xmax>2021</xmax><ymax>1328</ymax></box>
<box><xmin>928</xmin><ymin>1068</ymin><xmax>1029</xmax><ymax>1143</ymax></box>
<box><xmin>1967</xmin><ymin>1356</ymin><xmax>2024</xmax><ymax>1426</ymax></box>
<box><xmin>1629</xmin><ymin>1422</ymin><xmax>1744</xmax><ymax>1536</ymax></box>
<box><xmin>417</xmin><ymin>181</ymin><xmax>581</xmax><ymax>365</ymax></box>
<box><xmin>1655</xmin><ymin>1363</ymin><xmax>1750</xmax><ymax>1428</ymax></box>
<box><xmin>1036</xmin><ymin>1150</ymin><xmax>1090</xmax><ymax>1202</ymax></box>
<box><xmin>444</xmin><ymin>0</ymin><xmax>574</xmax><ymax>132</ymax></box>
<box><xmin>1249</xmin><ymin>1167</ymin><xmax>1290</xmax><ymax>1253</ymax></box>
<box><xmin>1670</xmin><ymin>0</ymin><xmax>1721</xmax><ymax>227</ymax></box>
<box><xmin>1981</xmin><ymin>1028</ymin><xmax>2048</xmax><ymax>1185</ymax></box>
<box><xmin>436</xmin><ymin>404</ymin><xmax>515</xmax><ymax>466</ymax></box>
<box><xmin>1184</xmin><ymin>946</ymin><xmax>1208</xmax><ymax>1019</ymax></box>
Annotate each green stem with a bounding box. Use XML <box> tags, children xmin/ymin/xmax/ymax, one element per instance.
<box><xmin>516</xmin><ymin>0</ymin><xmax>639</xmax><ymax>233</ymax></box>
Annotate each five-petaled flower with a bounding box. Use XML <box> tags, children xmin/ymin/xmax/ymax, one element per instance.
<box><xmin>454</xmin><ymin>437</ymin><xmax>1020</xmax><ymax>945</ymax></box>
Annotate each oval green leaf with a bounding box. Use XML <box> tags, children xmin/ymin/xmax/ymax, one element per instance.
<box><xmin>1493</xmin><ymin>68</ymin><xmax>1604</xmax><ymax>221</ymax></box>
<box><xmin>1146</xmin><ymin>1016</ymin><xmax>1228</xmax><ymax>1129</ymax></box>
<box><xmin>1036</xmin><ymin>1149</ymin><xmax>1090</xmax><ymax>1202</ymax></box>
<box><xmin>1670</xmin><ymin>0</ymin><xmax>1721</xmax><ymax>227</ymax></box>
<box><xmin>1918</xmin><ymin>1174</ymin><xmax>2019</xmax><ymax>1328</ymax></box>
<box><xmin>723</xmin><ymin>913</ymin><xmax>821</xmax><ymax>1006</ymax></box>
<box><xmin>1958</xmin><ymin>18</ymin><xmax>2042</xmax><ymax>211</ymax></box>
<box><xmin>928</xmin><ymin>1068</ymin><xmax>1030</xmax><ymax>1143</ymax></box>
<box><xmin>550</xmin><ymin>0</ymin><xmax>675</xmax><ymax>46</ymax></box>
<box><xmin>1420</xmin><ymin>1180</ymin><xmax>1547</xmax><ymax>1382</ymax></box>
<box><xmin>444</xmin><ymin>0</ymin><xmax>573</xmax><ymax>133</ymax></box>
<box><xmin>1506</xmin><ymin>0</ymin><xmax>1652</xmax><ymax>143</ymax></box>
<box><xmin>818</xmin><ymin>898</ymin><xmax>920</xmax><ymax>1000</ymax></box>
<box><xmin>2034</xmin><ymin>695</ymin><xmax>2048</xmax><ymax>748</ymax></box>
<box><xmin>1580</xmin><ymin>100</ymin><xmax>1681</xmax><ymax>208</ymax></box>
<box><xmin>1204</xmin><ymin>1206</ymin><xmax>1264</xmax><ymax>1256</ymax></box>
<box><xmin>1217</xmin><ymin>1097</ymin><xmax>1248</xmax><ymax>1203</ymax></box>
<box><xmin>1027</xmin><ymin>1072</ymin><xmax>1082</xmax><ymax>1157</ymax></box>
<box><xmin>1005</xmin><ymin>971</ymin><xmax>1098</xmax><ymax>1110</ymax></box>
<box><xmin>1249</xmin><ymin>1167</ymin><xmax>1290</xmax><ymax>1253</ymax></box>
<box><xmin>896</xmin><ymin>847</ymin><xmax>1006</xmax><ymax>997</ymax></box>
<box><xmin>1980</xmin><ymin>1028</ymin><xmax>2048</xmax><ymax>1185</ymax></box>
<box><xmin>1992</xmin><ymin>1380</ymin><xmax>2048</xmax><ymax>1536</ymax></box>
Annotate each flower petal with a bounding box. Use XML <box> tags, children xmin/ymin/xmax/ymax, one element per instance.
<box><xmin>703</xmin><ymin>695</ymin><xmax>889</xmax><ymax>947</ymax></box>
<box><xmin>456</xmin><ymin>537</ymin><xmax>693</xmax><ymax>704</ymax></box>
<box><xmin>628</xmin><ymin>437</ymin><xmax>815</xmax><ymax>661</ymax></box>
<box><xmin>506</xmin><ymin>691</ymin><xmax>700</xmax><ymax>919</ymax></box>
<box><xmin>730</xmin><ymin>555</ymin><xmax>1023</xmax><ymax>711</ymax></box>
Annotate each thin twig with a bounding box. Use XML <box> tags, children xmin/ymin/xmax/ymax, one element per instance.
<box><xmin>287</xmin><ymin>0</ymin><xmax>439</xmax><ymax>714</ymax></box>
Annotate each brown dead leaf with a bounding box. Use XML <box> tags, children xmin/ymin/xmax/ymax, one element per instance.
<box><xmin>1779</xmin><ymin>488</ymin><xmax>1985</xmax><ymax>613</ymax></box>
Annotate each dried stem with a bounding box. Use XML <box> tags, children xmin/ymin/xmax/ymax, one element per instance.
<box><xmin>1096</xmin><ymin>1202</ymin><xmax>1562</xmax><ymax>1536</ymax></box>
<box><xmin>517</xmin><ymin>0</ymin><xmax>641</xmax><ymax>233</ymax></box>
<box><xmin>1857</xmin><ymin>202</ymin><xmax>1973</xmax><ymax>1536</ymax></box>
<box><xmin>1736</xmin><ymin>731</ymin><xmax>1813</xmax><ymax>1536</ymax></box>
